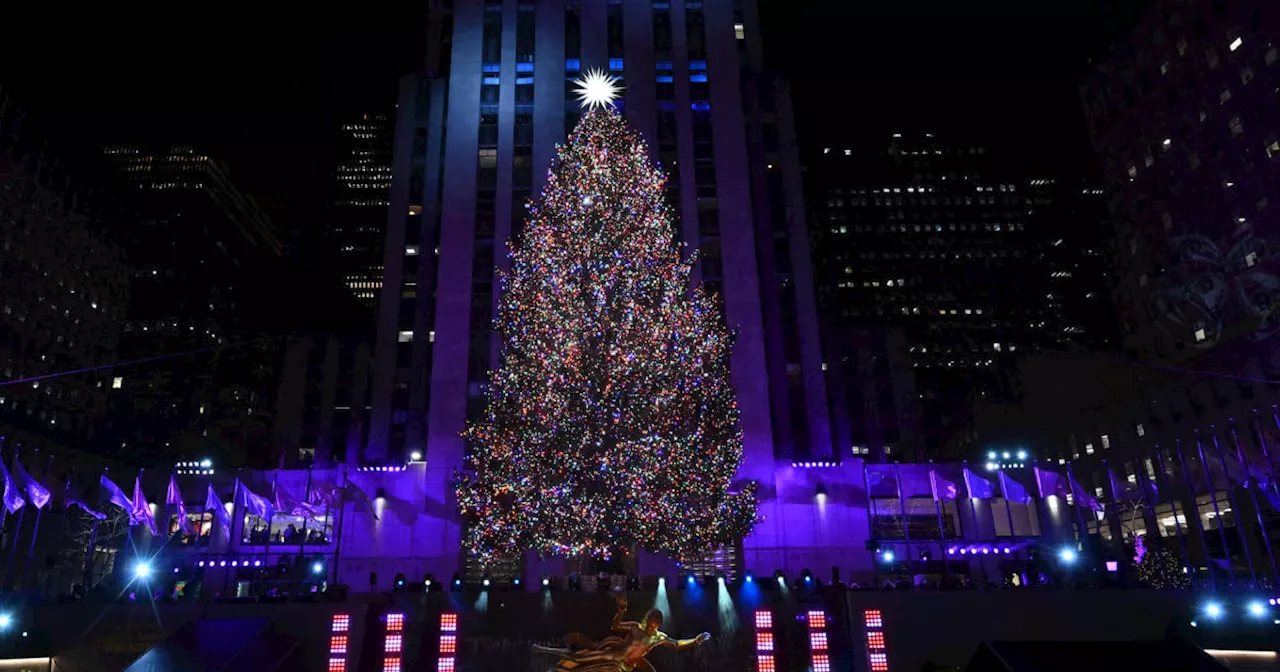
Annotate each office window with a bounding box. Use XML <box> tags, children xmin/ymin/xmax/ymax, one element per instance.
<box><xmin>398</xmin><ymin>331</ymin><xmax>414</xmax><ymax>343</ymax></box>
<box><xmin>1229</xmin><ymin>37</ymin><xmax>1243</xmax><ymax>52</ymax></box>
<box><xmin>1085</xmin><ymin>443</ymin><xmax>1095</xmax><ymax>455</ymax></box>
<box><xmin>734</xmin><ymin>22</ymin><xmax>745</xmax><ymax>40</ymax></box>
<box><xmin>1136</xmin><ymin>423</ymin><xmax>1145</xmax><ymax>437</ymax></box>
<box><xmin>1229</xmin><ymin>117</ymin><xmax>1244</xmax><ymax>137</ymax></box>
<box><xmin>1101</xmin><ymin>434</ymin><xmax>1110</xmax><ymax>449</ymax></box>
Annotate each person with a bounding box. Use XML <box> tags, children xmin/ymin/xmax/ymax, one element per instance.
<box><xmin>532</xmin><ymin>596</ymin><xmax>710</xmax><ymax>672</ymax></box>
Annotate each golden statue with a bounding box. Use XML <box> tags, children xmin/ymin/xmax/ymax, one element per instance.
<box><xmin>532</xmin><ymin>596</ymin><xmax>711</xmax><ymax>672</ymax></box>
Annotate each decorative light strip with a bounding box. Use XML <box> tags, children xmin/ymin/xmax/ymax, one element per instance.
<box><xmin>792</xmin><ymin>461</ymin><xmax>838</xmax><ymax>468</ymax></box>
<box><xmin>753</xmin><ymin>610</ymin><xmax>775</xmax><ymax>672</ymax></box>
<box><xmin>327</xmin><ymin>613</ymin><xmax>350</xmax><ymax>672</ymax></box>
<box><xmin>359</xmin><ymin>465</ymin><xmax>408</xmax><ymax>472</ymax></box>
<box><xmin>382</xmin><ymin>612</ymin><xmax>405</xmax><ymax>672</ymax></box>
<box><xmin>438</xmin><ymin>612</ymin><xmax>458</xmax><ymax>671</ymax></box>
<box><xmin>864</xmin><ymin>609</ymin><xmax>889</xmax><ymax>672</ymax></box>
<box><xmin>807</xmin><ymin>610</ymin><xmax>830</xmax><ymax>672</ymax></box>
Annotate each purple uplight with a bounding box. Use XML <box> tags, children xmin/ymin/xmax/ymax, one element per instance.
<box><xmin>959</xmin><ymin>548</ymin><xmax>968</xmax><ymax>555</ymax></box>
<box><xmin>219</xmin><ymin>560</ymin><xmax>227</xmax><ymax>567</ymax></box>
<box><xmin>1003</xmin><ymin>547</ymin><xmax>1012</xmax><ymax>554</ymax></box>
<box><xmin>173</xmin><ymin>567</ymin><xmax>180</xmax><ymax>573</ymax></box>
<box><xmin>198</xmin><ymin>561</ymin><xmax>205</xmax><ymax>567</ymax></box>
<box><xmin>254</xmin><ymin>560</ymin><xmax>262</xmax><ymax>567</ymax></box>
<box><xmin>1105</xmin><ymin>561</ymin><xmax>1119</xmax><ymax>572</ymax></box>
<box><xmin>947</xmin><ymin>548</ymin><xmax>956</xmax><ymax>555</ymax></box>
<box><xmin>981</xmin><ymin>548</ymin><xmax>989</xmax><ymax>555</ymax></box>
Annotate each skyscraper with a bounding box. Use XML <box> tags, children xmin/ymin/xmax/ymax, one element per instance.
<box><xmin>370</xmin><ymin>0</ymin><xmax>830</xmax><ymax>574</ymax></box>
<box><xmin>1082</xmin><ymin>0</ymin><xmax>1280</xmax><ymax>375</ymax></box>
<box><xmin>811</xmin><ymin>134</ymin><xmax>1114</xmax><ymax>459</ymax></box>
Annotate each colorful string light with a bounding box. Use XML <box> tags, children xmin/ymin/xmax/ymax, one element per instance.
<box><xmin>455</xmin><ymin>107</ymin><xmax>758</xmax><ymax>562</ymax></box>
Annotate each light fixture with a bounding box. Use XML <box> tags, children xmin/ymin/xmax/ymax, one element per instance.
<box><xmin>0</xmin><ymin>613</ymin><xmax>12</xmax><ymax>630</ymax></box>
<box><xmin>133</xmin><ymin>562</ymin><xmax>152</xmax><ymax>579</ymax></box>
<box><xmin>1017</xmin><ymin>450</ymin><xmax>1027</xmax><ymax>460</ymax></box>
<box><xmin>483</xmin><ymin>578</ymin><xmax>491</xmax><ymax>587</ymax></box>
<box><xmin>987</xmin><ymin>451</ymin><xmax>996</xmax><ymax>459</ymax></box>
<box><xmin>410</xmin><ymin>451</ymin><xmax>423</xmax><ymax>461</ymax></box>
<box><xmin>1204</xmin><ymin>602</ymin><xmax>1224</xmax><ymax>619</ymax></box>
<box><xmin>1247</xmin><ymin>601</ymin><xmax>1267</xmax><ymax>618</ymax></box>
<box><xmin>880</xmin><ymin>550</ymin><xmax>895</xmax><ymax>564</ymax></box>
<box><xmin>744</xmin><ymin>572</ymin><xmax>753</xmax><ymax>583</ymax></box>
<box><xmin>1058</xmin><ymin>548</ymin><xmax>1077</xmax><ymax>564</ymax></box>
<box><xmin>312</xmin><ymin>561</ymin><xmax>325</xmax><ymax>575</ymax></box>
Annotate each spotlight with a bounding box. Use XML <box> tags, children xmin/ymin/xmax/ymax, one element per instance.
<box><xmin>744</xmin><ymin>572</ymin><xmax>753</xmax><ymax>584</ymax></box>
<box><xmin>253</xmin><ymin>560</ymin><xmax>262</xmax><ymax>567</ymax></box>
<box><xmin>425</xmin><ymin>579</ymin><xmax>433</xmax><ymax>588</ymax></box>
<box><xmin>1190</xmin><ymin>620</ymin><xmax>1198</xmax><ymax>628</ymax></box>
<box><xmin>514</xmin><ymin>577</ymin><xmax>522</xmax><ymax>587</ymax></box>
<box><xmin>219</xmin><ymin>560</ymin><xmax>227</xmax><ymax>567</ymax></box>
<box><xmin>231</xmin><ymin>561</ymin><xmax>238</xmax><ymax>567</ymax></box>
<box><xmin>880</xmin><ymin>551</ymin><xmax>895</xmax><ymax>564</ymax></box>
<box><xmin>198</xmin><ymin>561</ymin><xmax>205</xmax><ymax>568</ymax></box>
<box><xmin>1247</xmin><ymin>601</ymin><xmax>1267</xmax><ymax>618</ymax></box>
<box><xmin>410</xmin><ymin>450</ymin><xmax>423</xmax><ymax>461</ymax></box>
<box><xmin>0</xmin><ymin>614</ymin><xmax>11</xmax><ymax>630</ymax></box>
<box><xmin>717</xmin><ymin>575</ymin><xmax>725</xmax><ymax>584</ymax></box>
<box><xmin>987</xmin><ymin>451</ymin><xmax>996</xmax><ymax>460</ymax></box>
<box><xmin>1003</xmin><ymin>547</ymin><xmax>1012</xmax><ymax>554</ymax></box>
<box><xmin>133</xmin><ymin>562</ymin><xmax>152</xmax><ymax>579</ymax></box>
<box><xmin>981</xmin><ymin>548</ymin><xmax>989</xmax><ymax>555</ymax></box>
<box><xmin>542</xmin><ymin>577</ymin><xmax>550</xmax><ymax>587</ymax></box>
<box><xmin>1203</xmin><ymin>602</ymin><xmax>1223</xmax><ymax>619</ymax></box>
<box><xmin>173</xmin><ymin>567</ymin><xmax>180</xmax><ymax>574</ymax></box>
<box><xmin>1058</xmin><ymin>548</ymin><xmax>1077</xmax><ymax>564</ymax></box>
<box><xmin>686</xmin><ymin>575</ymin><xmax>696</xmax><ymax>586</ymax></box>
<box><xmin>483</xmin><ymin>578</ymin><xmax>491</xmax><ymax>587</ymax></box>
<box><xmin>1002</xmin><ymin>451</ymin><xmax>1010</xmax><ymax>459</ymax></box>
<box><xmin>985</xmin><ymin>462</ymin><xmax>997</xmax><ymax>471</ymax></box>
<box><xmin>947</xmin><ymin>547</ymin><xmax>956</xmax><ymax>555</ymax></box>
<box><xmin>960</xmin><ymin>548</ymin><xmax>968</xmax><ymax>555</ymax></box>
<box><xmin>312</xmin><ymin>562</ymin><xmax>324</xmax><ymax>575</ymax></box>
<box><xmin>1017</xmin><ymin>450</ymin><xmax>1028</xmax><ymax>460</ymax></box>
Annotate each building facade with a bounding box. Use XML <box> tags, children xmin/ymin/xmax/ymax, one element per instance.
<box><xmin>334</xmin><ymin>113</ymin><xmax>394</xmax><ymax>306</ymax></box>
<box><xmin>811</xmin><ymin>135</ymin><xmax>1114</xmax><ymax>461</ymax></box>
<box><xmin>367</xmin><ymin>0</ymin><xmax>831</xmax><ymax>576</ymax></box>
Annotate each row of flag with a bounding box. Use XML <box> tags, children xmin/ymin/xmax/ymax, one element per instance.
<box><xmin>0</xmin><ymin>454</ymin><xmax>352</xmax><ymax>539</ymax></box>
<box><xmin>868</xmin><ymin>463</ymin><xmax>1149</xmax><ymax>513</ymax></box>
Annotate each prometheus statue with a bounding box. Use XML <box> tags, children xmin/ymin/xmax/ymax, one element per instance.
<box><xmin>532</xmin><ymin>596</ymin><xmax>711</xmax><ymax>671</ymax></box>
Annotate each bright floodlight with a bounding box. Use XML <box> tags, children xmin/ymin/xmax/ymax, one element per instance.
<box><xmin>745</xmin><ymin>573</ymin><xmax>754</xmax><ymax>583</ymax></box>
<box><xmin>200</xmin><ymin>458</ymin><xmax>212</xmax><ymax>468</ymax></box>
<box><xmin>483</xmin><ymin>578</ymin><xmax>491</xmax><ymax>587</ymax></box>
<box><xmin>987</xmin><ymin>451</ymin><xmax>996</xmax><ymax>459</ymax></box>
<box><xmin>1002</xmin><ymin>451</ymin><xmax>1011</xmax><ymax>459</ymax></box>
<box><xmin>1204</xmin><ymin>602</ymin><xmax>1224</xmax><ymax>619</ymax></box>
<box><xmin>410</xmin><ymin>450</ymin><xmax>423</xmax><ymax>461</ymax></box>
<box><xmin>1058</xmin><ymin>548</ymin><xmax>1077</xmax><ymax>564</ymax></box>
<box><xmin>312</xmin><ymin>562</ymin><xmax>324</xmax><ymax>575</ymax></box>
<box><xmin>985</xmin><ymin>462</ymin><xmax>997</xmax><ymax>471</ymax></box>
<box><xmin>543</xmin><ymin>577</ymin><xmax>550</xmax><ymax>587</ymax></box>
<box><xmin>134</xmin><ymin>562</ymin><xmax>152</xmax><ymax>579</ymax></box>
<box><xmin>1248</xmin><ymin>601</ymin><xmax>1267</xmax><ymax>617</ymax></box>
<box><xmin>881</xmin><ymin>550</ymin><xmax>895</xmax><ymax>563</ymax></box>
<box><xmin>1017</xmin><ymin>450</ymin><xmax>1028</xmax><ymax>460</ymax></box>
<box><xmin>0</xmin><ymin>614</ymin><xmax>11</xmax><ymax>630</ymax></box>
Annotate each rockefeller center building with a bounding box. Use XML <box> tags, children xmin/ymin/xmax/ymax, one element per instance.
<box><xmin>368</xmin><ymin>1</ymin><xmax>831</xmax><ymax>575</ymax></box>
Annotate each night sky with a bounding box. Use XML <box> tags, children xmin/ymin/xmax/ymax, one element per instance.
<box><xmin>3</xmin><ymin>0</ymin><xmax>1146</xmax><ymax>215</ymax></box>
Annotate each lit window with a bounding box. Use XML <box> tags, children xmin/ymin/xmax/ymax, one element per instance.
<box><xmin>112</xmin><ymin>377</ymin><xmax>123</xmax><ymax>389</ymax></box>
<box><xmin>734</xmin><ymin>22</ymin><xmax>744</xmax><ymax>40</ymax></box>
<box><xmin>1101</xmin><ymin>435</ymin><xmax>1110</xmax><ymax>449</ymax></box>
<box><xmin>1085</xmin><ymin>443</ymin><xmax>1095</xmax><ymax>455</ymax></box>
<box><xmin>1136</xmin><ymin>423</ymin><xmax>1145</xmax><ymax>437</ymax></box>
<box><xmin>1230</xmin><ymin>37</ymin><xmax>1243</xmax><ymax>52</ymax></box>
<box><xmin>1246</xmin><ymin>251</ymin><xmax>1258</xmax><ymax>267</ymax></box>
<box><xmin>406</xmin><ymin>246</ymin><xmax>419</xmax><ymax>256</ymax></box>
<box><xmin>398</xmin><ymin>331</ymin><xmax>414</xmax><ymax>343</ymax></box>
<box><xmin>1229</xmin><ymin>117</ymin><xmax>1244</xmax><ymax>136</ymax></box>
<box><xmin>429</xmin><ymin>330</ymin><xmax>436</xmax><ymax>342</ymax></box>
<box><xmin>1194</xmin><ymin>328</ymin><xmax>1207</xmax><ymax>342</ymax></box>
<box><xmin>1267</xmin><ymin>141</ymin><xmax>1280</xmax><ymax>158</ymax></box>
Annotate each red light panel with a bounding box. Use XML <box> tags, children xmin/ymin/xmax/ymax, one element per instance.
<box><xmin>812</xmin><ymin>654</ymin><xmax>831</xmax><ymax>672</ymax></box>
<box><xmin>866</xmin><ymin>631</ymin><xmax>885</xmax><ymax>649</ymax></box>
<box><xmin>329</xmin><ymin>635</ymin><xmax>349</xmax><ymax>655</ymax></box>
<box><xmin>754</xmin><ymin>610</ymin><xmax>773</xmax><ymax>629</ymax></box>
<box><xmin>386</xmin><ymin>613</ymin><xmax>405</xmax><ymax>632</ymax></box>
<box><xmin>755</xmin><ymin>632</ymin><xmax>774</xmax><ymax>652</ymax></box>
<box><xmin>439</xmin><ymin>635</ymin><xmax>457</xmax><ymax>655</ymax></box>
<box><xmin>807</xmin><ymin>611</ymin><xmax>827</xmax><ymax>629</ymax></box>
<box><xmin>756</xmin><ymin>655</ymin><xmax>776</xmax><ymax>672</ymax></box>
<box><xmin>331</xmin><ymin>614</ymin><xmax>350</xmax><ymax>633</ymax></box>
<box><xmin>864</xmin><ymin>610</ymin><xmax>883</xmax><ymax>628</ymax></box>
<box><xmin>864</xmin><ymin>609</ymin><xmax>890</xmax><ymax>671</ymax></box>
<box><xmin>809</xmin><ymin>632</ymin><xmax>828</xmax><ymax>651</ymax></box>
<box><xmin>327</xmin><ymin>660</ymin><xmax>346</xmax><ymax>672</ymax></box>
<box><xmin>382</xmin><ymin>658</ymin><xmax>402</xmax><ymax>672</ymax></box>
<box><xmin>870</xmin><ymin>653</ymin><xmax>889</xmax><ymax>671</ymax></box>
<box><xmin>385</xmin><ymin>634</ymin><xmax>403</xmax><ymax>654</ymax></box>
<box><xmin>437</xmin><ymin>660</ymin><xmax>455</xmax><ymax>672</ymax></box>
<box><xmin>440</xmin><ymin>612</ymin><xmax>458</xmax><ymax>632</ymax></box>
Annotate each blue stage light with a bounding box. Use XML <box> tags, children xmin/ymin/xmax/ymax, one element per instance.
<box><xmin>133</xmin><ymin>562</ymin><xmax>152</xmax><ymax>579</ymax></box>
<box><xmin>1204</xmin><ymin>602</ymin><xmax>1224</xmax><ymax>619</ymax></box>
<box><xmin>1058</xmin><ymin>548</ymin><xmax>1077</xmax><ymax>564</ymax></box>
<box><xmin>0</xmin><ymin>614</ymin><xmax>12</xmax><ymax>630</ymax></box>
<box><xmin>744</xmin><ymin>573</ymin><xmax>753</xmax><ymax>583</ymax></box>
<box><xmin>312</xmin><ymin>562</ymin><xmax>324</xmax><ymax>575</ymax></box>
<box><xmin>1247</xmin><ymin>601</ymin><xmax>1266</xmax><ymax>618</ymax></box>
<box><xmin>881</xmin><ymin>550</ymin><xmax>895</xmax><ymax>564</ymax></box>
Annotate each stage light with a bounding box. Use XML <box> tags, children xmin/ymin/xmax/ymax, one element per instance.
<box><xmin>687</xmin><ymin>575</ymin><xmax>696</xmax><ymax>586</ymax></box>
<box><xmin>744</xmin><ymin>572</ymin><xmax>753</xmax><ymax>583</ymax></box>
<box><xmin>231</xmin><ymin>561</ymin><xmax>238</xmax><ymax>567</ymax></box>
<box><xmin>543</xmin><ymin>577</ymin><xmax>550</xmax><ymax>587</ymax></box>
<box><xmin>0</xmin><ymin>614</ymin><xmax>11</xmax><ymax>630</ymax></box>
<box><xmin>1058</xmin><ymin>548</ymin><xmax>1077</xmax><ymax>564</ymax></box>
<box><xmin>880</xmin><ymin>551</ymin><xmax>895</xmax><ymax>564</ymax></box>
<box><xmin>985</xmin><ymin>462</ymin><xmax>997</xmax><ymax>471</ymax></box>
<box><xmin>960</xmin><ymin>548</ymin><xmax>968</xmax><ymax>555</ymax></box>
<box><xmin>947</xmin><ymin>547</ymin><xmax>956</xmax><ymax>555</ymax></box>
<box><xmin>410</xmin><ymin>451</ymin><xmax>423</xmax><ymax>461</ymax></box>
<box><xmin>253</xmin><ymin>560</ymin><xmax>262</xmax><ymax>567</ymax></box>
<box><xmin>1204</xmin><ymin>602</ymin><xmax>1223</xmax><ymax>619</ymax></box>
<box><xmin>425</xmin><ymin>579</ymin><xmax>433</xmax><ymax>588</ymax></box>
<box><xmin>482</xmin><ymin>578</ymin><xmax>491</xmax><ymax>587</ymax></box>
<box><xmin>312</xmin><ymin>562</ymin><xmax>324</xmax><ymax>575</ymax></box>
<box><xmin>198</xmin><ymin>561</ymin><xmax>205</xmax><ymax>568</ymax></box>
<box><xmin>1017</xmin><ymin>450</ymin><xmax>1027</xmax><ymax>460</ymax></box>
<box><xmin>1247</xmin><ymin>601</ymin><xmax>1267</xmax><ymax>618</ymax></box>
<box><xmin>1003</xmin><ymin>547</ymin><xmax>1012</xmax><ymax>554</ymax></box>
<box><xmin>981</xmin><ymin>548</ymin><xmax>989</xmax><ymax>555</ymax></box>
<box><xmin>219</xmin><ymin>560</ymin><xmax>227</xmax><ymax>567</ymax></box>
<box><xmin>987</xmin><ymin>451</ymin><xmax>996</xmax><ymax>460</ymax></box>
<box><xmin>514</xmin><ymin>577</ymin><xmax>522</xmax><ymax>587</ymax></box>
<box><xmin>173</xmin><ymin>567</ymin><xmax>179</xmax><ymax>574</ymax></box>
<box><xmin>133</xmin><ymin>562</ymin><xmax>152</xmax><ymax>579</ymax></box>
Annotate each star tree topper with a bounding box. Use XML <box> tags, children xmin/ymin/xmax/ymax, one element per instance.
<box><xmin>573</xmin><ymin>69</ymin><xmax>624</xmax><ymax>110</ymax></box>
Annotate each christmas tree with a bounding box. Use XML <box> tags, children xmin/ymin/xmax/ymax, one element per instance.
<box><xmin>455</xmin><ymin>75</ymin><xmax>757</xmax><ymax>563</ymax></box>
<box><xmin>1130</xmin><ymin>536</ymin><xmax>1191</xmax><ymax>589</ymax></box>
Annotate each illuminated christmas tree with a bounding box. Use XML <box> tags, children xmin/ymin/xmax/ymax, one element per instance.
<box><xmin>1130</xmin><ymin>536</ymin><xmax>1191</xmax><ymax>589</ymax></box>
<box><xmin>455</xmin><ymin>73</ymin><xmax>757</xmax><ymax>563</ymax></box>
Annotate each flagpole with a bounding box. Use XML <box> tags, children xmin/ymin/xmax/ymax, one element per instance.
<box><xmin>960</xmin><ymin>461</ymin><xmax>981</xmax><ymax>539</ymax></box>
<box><xmin>1194</xmin><ymin>430</ymin><xmax>1234</xmax><ymax>588</ymax></box>
<box><xmin>0</xmin><ymin>438</ymin><xmax>8</xmax><ymax>535</ymax></box>
<box><xmin>1152</xmin><ymin>447</ymin><xmax>1191</xmax><ymax>581</ymax></box>
<box><xmin>1230</xmin><ymin>418</ymin><xmax>1278</xmax><ymax>587</ymax></box>
<box><xmin>330</xmin><ymin>466</ymin><xmax>349</xmax><ymax>587</ymax></box>
<box><xmin>83</xmin><ymin>517</ymin><xmax>99</xmax><ymax>591</ymax></box>
<box><xmin>1175</xmin><ymin>439</ymin><xmax>1216</xmax><ymax>590</ymax></box>
<box><xmin>1210</xmin><ymin>426</ymin><xmax>1255</xmax><ymax>583</ymax></box>
<box><xmin>20</xmin><ymin>453</ymin><xmax>53</xmax><ymax>591</ymax></box>
<box><xmin>299</xmin><ymin>467</ymin><xmax>313</xmax><ymax>562</ymax></box>
<box><xmin>997</xmin><ymin>471</ymin><xmax>1018</xmax><ymax>540</ymax></box>
<box><xmin>1256</xmin><ymin>408</ymin><xmax>1280</xmax><ymax>504</ymax></box>
<box><xmin>263</xmin><ymin>474</ymin><xmax>277</xmax><ymax>594</ymax></box>
<box><xmin>894</xmin><ymin>463</ymin><xmax>910</xmax><ymax>571</ymax></box>
<box><xmin>928</xmin><ymin>464</ymin><xmax>950</xmax><ymax>584</ymax></box>
<box><xmin>3</xmin><ymin>446</ymin><xmax>28</xmax><ymax>592</ymax></box>
<box><xmin>161</xmin><ymin>470</ymin><xmax>174</xmax><ymax>550</ymax></box>
<box><xmin>1064</xmin><ymin>463</ymin><xmax>1089</xmax><ymax>560</ymax></box>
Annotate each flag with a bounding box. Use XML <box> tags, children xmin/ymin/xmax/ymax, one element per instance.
<box><xmin>929</xmin><ymin>469</ymin><xmax>958</xmax><ymax>500</ymax></box>
<box><xmin>11</xmin><ymin>456</ymin><xmax>51</xmax><ymax>509</ymax></box>
<box><xmin>236</xmin><ymin>480</ymin><xmax>275</xmax><ymax>522</ymax></box>
<box><xmin>205</xmin><ymin>484</ymin><xmax>231</xmax><ymax>540</ymax></box>
<box><xmin>864</xmin><ymin>465</ymin><xmax>899</xmax><ymax>498</ymax></box>
<box><xmin>0</xmin><ymin>459</ymin><xmax>23</xmax><ymax>514</ymax></box>
<box><xmin>100</xmin><ymin>474</ymin><xmax>135</xmax><ymax>521</ymax></box>
<box><xmin>346</xmin><ymin>481</ymin><xmax>379</xmax><ymax>521</ymax></box>
<box><xmin>66</xmin><ymin>490</ymin><xmax>107</xmax><ymax>521</ymax></box>
<box><xmin>167</xmin><ymin>474</ymin><xmax>192</xmax><ymax>535</ymax></box>
<box><xmin>133</xmin><ymin>476</ymin><xmax>159</xmax><ymax>536</ymax></box>
<box><xmin>1070</xmin><ymin>475</ymin><xmax>1103</xmax><ymax>512</ymax></box>
<box><xmin>897</xmin><ymin>464</ymin><xmax>936</xmax><ymax>498</ymax></box>
<box><xmin>1000</xmin><ymin>471</ymin><xmax>1032</xmax><ymax>505</ymax></box>
<box><xmin>963</xmin><ymin>469</ymin><xmax>994</xmax><ymax>499</ymax></box>
<box><xmin>1035</xmin><ymin>467</ymin><xmax>1069</xmax><ymax>499</ymax></box>
<box><xmin>274</xmin><ymin>482</ymin><xmax>303</xmax><ymax>516</ymax></box>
